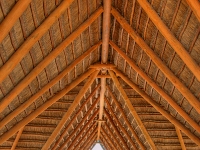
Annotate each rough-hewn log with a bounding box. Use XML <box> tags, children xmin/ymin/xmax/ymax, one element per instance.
<box><xmin>42</xmin><ymin>70</ymin><xmax>99</xmax><ymax>150</ymax></box>
<box><xmin>107</xmin><ymin>86</ymin><xmax>146</xmax><ymax>150</ymax></box>
<box><xmin>175</xmin><ymin>127</ymin><xmax>186</xmax><ymax>150</ymax></box>
<box><xmin>136</xmin><ymin>0</ymin><xmax>200</xmax><ymax>81</ymax></box>
<box><xmin>101</xmin><ymin>128</ymin><xmax>117</xmax><ymax>150</ymax></box>
<box><xmin>185</xmin><ymin>0</ymin><xmax>200</xmax><ymax>22</ymax></box>
<box><xmin>110</xmin><ymin>41</ymin><xmax>200</xmax><ymax>133</ymax></box>
<box><xmin>0</xmin><ymin>6</ymin><xmax>103</xmax><ymax>112</ymax></box>
<box><xmin>0</xmin><ymin>0</ymin><xmax>77</xmax><ymax>84</ymax></box>
<box><xmin>11</xmin><ymin>126</ymin><xmax>24</xmax><ymax>150</ymax></box>
<box><xmin>113</xmin><ymin>69</ymin><xmax>200</xmax><ymax>146</ymax></box>
<box><xmin>0</xmin><ymin>69</ymin><xmax>96</xmax><ymax>145</ymax></box>
<box><xmin>105</xmin><ymin>98</ymin><xmax>137</xmax><ymax>150</ymax></box>
<box><xmin>104</xmin><ymin>110</ymin><xmax>130</xmax><ymax>150</ymax></box>
<box><xmin>110</xmin><ymin>8</ymin><xmax>200</xmax><ymax>114</ymax></box>
<box><xmin>0</xmin><ymin>42</ymin><xmax>102</xmax><ymax>129</ymax></box>
<box><xmin>51</xmin><ymin>98</ymin><xmax>99</xmax><ymax>150</ymax></box>
<box><xmin>109</xmin><ymin>70</ymin><xmax>157</xmax><ymax>149</ymax></box>
<box><xmin>0</xmin><ymin>0</ymin><xmax>32</xmax><ymax>43</ymax></box>
<box><xmin>60</xmin><ymin>110</ymin><xmax>99</xmax><ymax>149</ymax></box>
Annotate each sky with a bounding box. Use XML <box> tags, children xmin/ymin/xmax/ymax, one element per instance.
<box><xmin>92</xmin><ymin>143</ymin><xmax>104</xmax><ymax>150</ymax></box>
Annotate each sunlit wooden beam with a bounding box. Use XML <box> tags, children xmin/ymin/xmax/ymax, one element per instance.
<box><xmin>185</xmin><ymin>0</ymin><xmax>200</xmax><ymax>22</ymax></box>
<box><xmin>105</xmin><ymin>98</ymin><xmax>137</xmax><ymax>149</ymax></box>
<box><xmin>104</xmin><ymin>110</ymin><xmax>130</xmax><ymax>150</ymax></box>
<box><xmin>107</xmin><ymin>86</ymin><xmax>145</xmax><ymax>150</ymax></box>
<box><xmin>135</xmin><ymin>0</ymin><xmax>200</xmax><ymax>81</ymax></box>
<box><xmin>112</xmin><ymin>69</ymin><xmax>200</xmax><ymax>146</ymax></box>
<box><xmin>109</xmin><ymin>70</ymin><xmax>157</xmax><ymax>149</ymax></box>
<box><xmin>110</xmin><ymin>7</ymin><xmax>200</xmax><ymax>114</ymax></box>
<box><xmin>0</xmin><ymin>0</ymin><xmax>32</xmax><ymax>43</ymax></box>
<box><xmin>0</xmin><ymin>69</ymin><xmax>96</xmax><ymax>145</ymax></box>
<box><xmin>175</xmin><ymin>127</ymin><xmax>186</xmax><ymax>150</ymax></box>
<box><xmin>110</xmin><ymin>41</ymin><xmax>200</xmax><ymax>133</ymax></box>
<box><xmin>0</xmin><ymin>42</ymin><xmax>102</xmax><ymax>129</ymax></box>
<box><xmin>51</xmin><ymin>86</ymin><xmax>100</xmax><ymax>150</ymax></box>
<box><xmin>42</xmin><ymin>70</ymin><xmax>99</xmax><ymax>150</ymax></box>
<box><xmin>0</xmin><ymin>6</ymin><xmax>103</xmax><ymax>112</ymax></box>
<box><xmin>11</xmin><ymin>127</ymin><xmax>24</xmax><ymax>150</ymax></box>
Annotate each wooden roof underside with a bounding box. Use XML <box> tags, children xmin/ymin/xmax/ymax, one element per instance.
<box><xmin>0</xmin><ymin>0</ymin><xmax>200</xmax><ymax>150</ymax></box>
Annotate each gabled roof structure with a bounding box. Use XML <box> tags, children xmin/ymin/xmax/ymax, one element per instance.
<box><xmin>0</xmin><ymin>0</ymin><xmax>200</xmax><ymax>149</ymax></box>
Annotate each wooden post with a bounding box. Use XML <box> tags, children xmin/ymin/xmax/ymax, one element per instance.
<box><xmin>0</xmin><ymin>42</ymin><xmax>102</xmax><ymax>129</ymax></box>
<box><xmin>109</xmin><ymin>70</ymin><xmax>157</xmax><ymax>150</ymax></box>
<box><xmin>110</xmin><ymin>41</ymin><xmax>200</xmax><ymax>133</ymax></box>
<box><xmin>175</xmin><ymin>127</ymin><xmax>186</xmax><ymax>150</ymax></box>
<box><xmin>0</xmin><ymin>69</ymin><xmax>96</xmax><ymax>145</ymax></box>
<box><xmin>112</xmin><ymin>68</ymin><xmax>200</xmax><ymax>146</ymax></box>
<box><xmin>11</xmin><ymin>126</ymin><xmax>24</xmax><ymax>150</ymax></box>
<box><xmin>110</xmin><ymin>8</ymin><xmax>200</xmax><ymax>114</ymax></box>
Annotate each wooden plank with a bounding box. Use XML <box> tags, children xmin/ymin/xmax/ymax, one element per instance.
<box><xmin>11</xmin><ymin>127</ymin><xmax>24</xmax><ymax>150</ymax></box>
<box><xmin>175</xmin><ymin>127</ymin><xmax>186</xmax><ymax>150</ymax></box>
<box><xmin>0</xmin><ymin>42</ymin><xmax>102</xmax><ymax>129</ymax></box>
<box><xmin>0</xmin><ymin>0</ymin><xmax>77</xmax><ymax>84</ymax></box>
<box><xmin>112</xmin><ymin>68</ymin><xmax>200</xmax><ymax>146</ymax></box>
<box><xmin>109</xmin><ymin>70</ymin><xmax>157</xmax><ymax>150</ymax></box>
<box><xmin>0</xmin><ymin>0</ymin><xmax>32</xmax><ymax>43</ymax></box>
<box><xmin>110</xmin><ymin>8</ymin><xmax>200</xmax><ymax>114</ymax></box>
<box><xmin>136</xmin><ymin>0</ymin><xmax>200</xmax><ymax>81</ymax></box>
<box><xmin>185</xmin><ymin>0</ymin><xmax>200</xmax><ymax>22</ymax></box>
<box><xmin>0</xmin><ymin>69</ymin><xmax>96</xmax><ymax>145</ymax></box>
<box><xmin>110</xmin><ymin>41</ymin><xmax>200</xmax><ymax>133</ymax></box>
<box><xmin>42</xmin><ymin>70</ymin><xmax>99</xmax><ymax>150</ymax></box>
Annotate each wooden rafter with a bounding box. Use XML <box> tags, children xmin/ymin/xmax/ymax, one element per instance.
<box><xmin>175</xmin><ymin>127</ymin><xmax>186</xmax><ymax>150</ymax></box>
<box><xmin>136</xmin><ymin>0</ymin><xmax>200</xmax><ymax>81</ymax></box>
<box><xmin>0</xmin><ymin>0</ymin><xmax>76</xmax><ymax>84</ymax></box>
<box><xmin>84</xmin><ymin>136</ymin><xmax>97</xmax><ymax>150</ymax></box>
<box><xmin>61</xmin><ymin>110</ymin><xmax>99</xmax><ymax>149</ymax></box>
<box><xmin>100</xmin><ymin>136</ymin><xmax>113</xmax><ymax>150</ymax></box>
<box><xmin>90</xmin><ymin>63</ymin><xmax>115</xmax><ymax>69</ymax></box>
<box><xmin>105</xmin><ymin>97</ymin><xmax>137</xmax><ymax>149</ymax></box>
<box><xmin>0</xmin><ymin>0</ymin><xmax>32</xmax><ymax>43</ymax></box>
<box><xmin>106</xmin><ymin>86</ymin><xmax>146</xmax><ymax>150</ymax></box>
<box><xmin>112</xmin><ymin>68</ymin><xmax>200</xmax><ymax>146</ymax></box>
<box><xmin>81</xmin><ymin>131</ymin><xmax>97</xmax><ymax>150</ymax></box>
<box><xmin>10</xmin><ymin>126</ymin><xmax>24</xmax><ymax>150</ymax></box>
<box><xmin>0</xmin><ymin>69</ymin><xmax>96</xmax><ymax>145</ymax></box>
<box><xmin>101</xmin><ymin>128</ymin><xmax>117</xmax><ymax>150</ymax></box>
<box><xmin>104</xmin><ymin>110</ymin><xmax>130</xmax><ymax>150</ymax></box>
<box><xmin>42</xmin><ymin>70</ymin><xmax>99</xmax><ymax>150</ymax></box>
<box><xmin>185</xmin><ymin>0</ymin><xmax>200</xmax><ymax>22</ymax></box>
<box><xmin>0</xmin><ymin>42</ymin><xmax>102</xmax><ymax>129</ymax></box>
<box><xmin>51</xmin><ymin>85</ymin><xmax>100</xmax><ymax>150</ymax></box>
<box><xmin>110</xmin><ymin>7</ymin><xmax>200</xmax><ymax>114</ymax></box>
<box><xmin>103</xmin><ymin>124</ymin><xmax>123</xmax><ymax>150</ymax></box>
<box><xmin>110</xmin><ymin>41</ymin><xmax>200</xmax><ymax>133</ymax></box>
<box><xmin>108</xmin><ymin>70</ymin><xmax>157</xmax><ymax>149</ymax></box>
<box><xmin>0</xmin><ymin>6</ymin><xmax>103</xmax><ymax>112</ymax></box>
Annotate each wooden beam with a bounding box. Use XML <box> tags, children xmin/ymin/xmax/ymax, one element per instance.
<box><xmin>107</xmin><ymin>86</ymin><xmax>146</xmax><ymax>150</ymax></box>
<box><xmin>135</xmin><ymin>0</ymin><xmax>200</xmax><ymax>81</ymax></box>
<box><xmin>81</xmin><ymin>131</ymin><xmax>97</xmax><ymax>150</ymax></box>
<box><xmin>0</xmin><ymin>69</ymin><xmax>96</xmax><ymax>145</ymax></box>
<box><xmin>105</xmin><ymin>98</ymin><xmax>137</xmax><ymax>150</ymax></box>
<box><xmin>185</xmin><ymin>0</ymin><xmax>200</xmax><ymax>22</ymax></box>
<box><xmin>101</xmin><ymin>128</ymin><xmax>117</xmax><ymax>150</ymax></box>
<box><xmin>11</xmin><ymin>126</ymin><xmax>24</xmax><ymax>150</ymax></box>
<box><xmin>96</xmin><ymin>75</ymin><xmax>111</xmax><ymax>78</ymax></box>
<box><xmin>0</xmin><ymin>6</ymin><xmax>103</xmax><ymax>112</ymax></box>
<box><xmin>0</xmin><ymin>0</ymin><xmax>32</xmax><ymax>43</ymax></box>
<box><xmin>84</xmin><ymin>136</ymin><xmax>97</xmax><ymax>150</ymax></box>
<box><xmin>110</xmin><ymin>8</ymin><xmax>200</xmax><ymax>114</ymax></box>
<box><xmin>0</xmin><ymin>42</ymin><xmax>102</xmax><ymax>129</ymax></box>
<box><xmin>51</xmin><ymin>86</ymin><xmax>100</xmax><ymax>150</ymax></box>
<box><xmin>61</xmin><ymin>110</ymin><xmax>99</xmax><ymax>149</ymax></box>
<box><xmin>108</xmin><ymin>70</ymin><xmax>157</xmax><ymax>149</ymax></box>
<box><xmin>103</xmin><ymin>124</ymin><xmax>123</xmax><ymax>150</ymax></box>
<box><xmin>90</xmin><ymin>63</ymin><xmax>116</xmax><ymax>69</ymax></box>
<box><xmin>42</xmin><ymin>70</ymin><xmax>99</xmax><ymax>150</ymax></box>
<box><xmin>104</xmin><ymin>110</ymin><xmax>130</xmax><ymax>150</ymax></box>
<box><xmin>112</xmin><ymin>69</ymin><xmax>200</xmax><ymax>146</ymax></box>
<box><xmin>175</xmin><ymin>127</ymin><xmax>186</xmax><ymax>150</ymax></box>
<box><xmin>0</xmin><ymin>0</ymin><xmax>77</xmax><ymax>84</ymax></box>
<box><xmin>100</xmin><ymin>136</ymin><xmax>113</xmax><ymax>150</ymax></box>
<box><xmin>110</xmin><ymin>41</ymin><xmax>200</xmax><ymax>133</ymax></box>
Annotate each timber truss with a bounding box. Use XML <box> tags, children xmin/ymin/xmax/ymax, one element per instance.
<box><xmin>0</xmin><ymin>0</ymin><xmax>200</xmax><ymax>150</ymax></box>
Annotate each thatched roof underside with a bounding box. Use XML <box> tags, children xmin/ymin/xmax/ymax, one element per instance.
<box><xmin>0</xmin><ymin>0</ymin><xmax>200</xmax><ymax>150</ymax></box>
